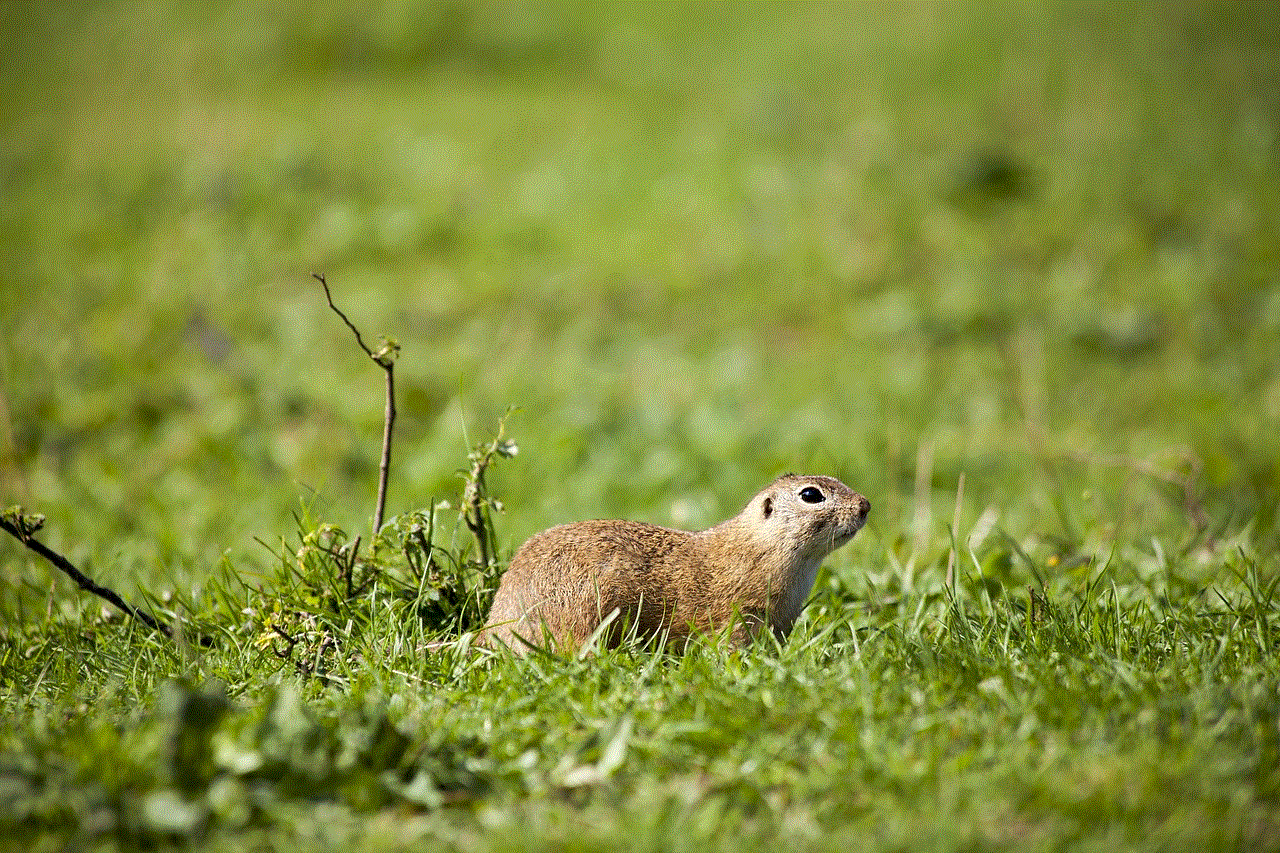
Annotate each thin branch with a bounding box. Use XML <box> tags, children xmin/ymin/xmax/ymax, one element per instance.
<box><xmin>377</xmin><ymin>360</ymin><xmax>395</xmax><ymax>537</ymax></box>
<box><xmin>312</xmin><ymin>272</ymin><xmax>398</xmax><ymax>541</ymax></box>
<box><xmin>271</xmin><ymin>624</ymin><xmax>299</xmax><ymax>660</ymax></box>
<box><xmin>1</xmin><ymin>511</ymin><xmax>168</xmax><ymax>634</ymax></box>
<box><xmin>313</xmin><ymin>271</ymin><xmax>373</xmax><ymax>358</ymax></box>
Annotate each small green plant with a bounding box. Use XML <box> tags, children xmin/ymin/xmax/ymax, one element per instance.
<box><xmin>231</xmin><ymin>278</ymin><xmax>515</xmax><ymax>678</ymax></box>
<box><xmin>240</xmin><ymin>425</ymin><xmax>516</xmax><ymax>681</ymax></box>
<box><xmin>461</xmin><ymin>411</ymin><xmax>519</xmax><ymax>589</ymax></box>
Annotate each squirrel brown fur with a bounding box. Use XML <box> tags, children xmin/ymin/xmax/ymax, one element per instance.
<box><xmin>481</xmin><ymin>474</ymin><xmax>869</xmax><ymax>654</ymax></box>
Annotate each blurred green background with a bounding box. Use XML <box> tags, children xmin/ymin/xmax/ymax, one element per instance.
<box><xmin>2</xmin><ymin>1</ymin><xmax>1278</xmax><ymax>599</ymax></box>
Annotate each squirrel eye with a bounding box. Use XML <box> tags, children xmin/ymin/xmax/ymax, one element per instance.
<box><xmin>799</xmin><ymin>486</ymin><xmax>825</xmax><ymax>504</ymax></box>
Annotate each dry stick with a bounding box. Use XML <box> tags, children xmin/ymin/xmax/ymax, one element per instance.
<box><xmin>0</xmin><ymin>516</ymin><xmax>168</xmax><ymax>634</ymax></box>
<box><xmin>376</xmin><ymin>362</ymin><xmax>395</xmax><ymax>535</ymax></box>
<box><xmin>312</xmin><ymin>272</ymin><xmax>397</xmax><ymax>540</ymax></box>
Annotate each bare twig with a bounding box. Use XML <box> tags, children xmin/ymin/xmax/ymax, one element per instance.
<box><xmin>314</xmin><ymin>272</ymin><xmax>374</xmax><ymax>358</ymax></box>
<box><xmin>1</xmin><ymin>508</ymin><xmax>168</xmax><ymax>634</ymax></box>
<box><xmin>376</xmin><ymin>361</ymin><xmax>395</xmax><ymax>536</ymax></box>
<box><xmin>312</xmin><ymin>272</ymin><xmax>398</xmax><ymax>541</ymax></box>
<box><xmin>271</xmin><ymin>624</ymin><xmax>299</xmax><ymax>660</ymax></box>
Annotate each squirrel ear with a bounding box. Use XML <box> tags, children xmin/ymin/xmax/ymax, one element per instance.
<box><xmin>762</xmin><ymin>496</ymin><xmax>773</xmax><ymax>519</ymax></box>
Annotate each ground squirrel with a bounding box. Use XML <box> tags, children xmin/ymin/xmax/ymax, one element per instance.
<box><xmin>482</xmin><ymin>474</ymin><xmax>870</xmax><ymax>654</ymax></box>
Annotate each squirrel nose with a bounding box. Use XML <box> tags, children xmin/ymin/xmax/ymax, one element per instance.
<box><xmin>855</xmin><ymin>495</ymin><xmax>870</xmax><ymax>518</ymax></box>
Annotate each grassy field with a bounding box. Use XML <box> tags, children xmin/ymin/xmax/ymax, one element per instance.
<box><xmin>2</xmin><ymin>3</ymin><xmax>1279</xmax><ymax>850</ymax></box>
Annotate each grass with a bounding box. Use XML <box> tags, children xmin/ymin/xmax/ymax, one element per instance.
<box><xmin>1</xmin><ymin>2</ymin><xmax>1279</xmax><ymax>850</ymax></box>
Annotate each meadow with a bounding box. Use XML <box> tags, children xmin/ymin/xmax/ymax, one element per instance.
<box><xmin>1</xmin><ymin>3</ymin><xmax>1278</xmax><ymax>850</ymax></box>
